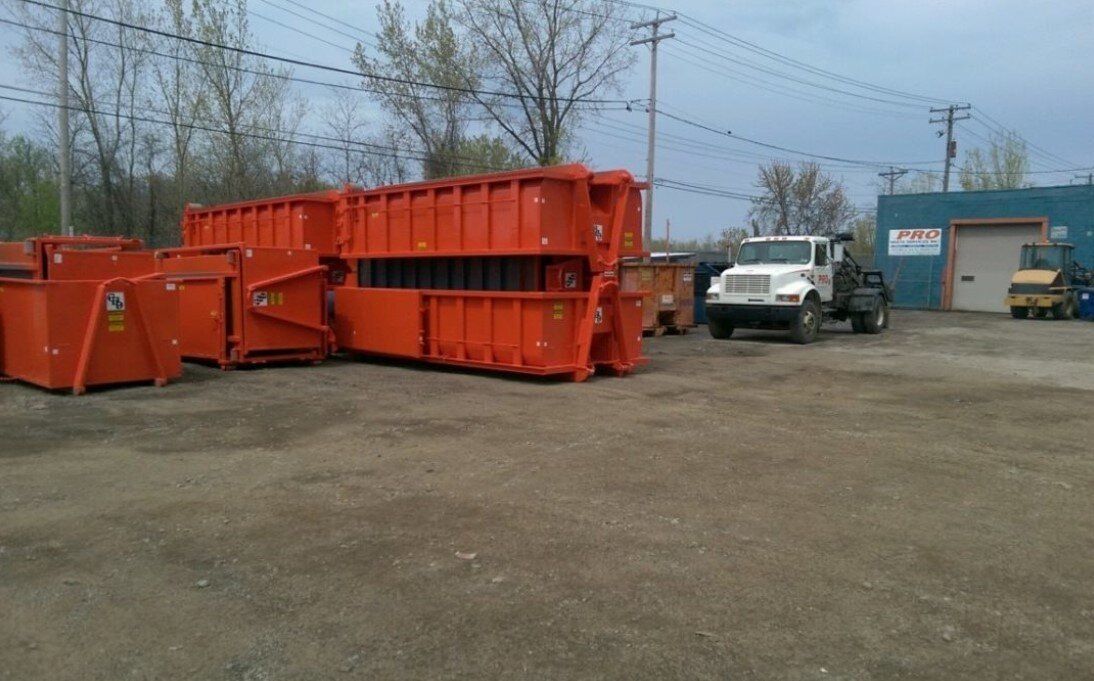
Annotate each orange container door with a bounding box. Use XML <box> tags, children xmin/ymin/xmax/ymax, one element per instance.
<box><xmin>175</xmin><ymin>278</ymin><xmax>228</xmax><ymax>362</ymax></box>
<box><xmin>333</xmin><ymin>287</ymin><xmax>423</xmax><ymax>358</ymax></box>
<box><xmin>241</xmin><ymin>269</ymin><xmax>326</xmax><ymax>354</ymax></box>
<box><xmin>237</xmin><ymin>249</ymin><xmax>327</xmax><ymax>358</ymax></box>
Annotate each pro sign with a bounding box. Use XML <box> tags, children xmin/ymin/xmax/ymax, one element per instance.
<box><xmin>889</xmin><ymin>228</ymin><xmax>943</xmax><ymax>256</ymax></box>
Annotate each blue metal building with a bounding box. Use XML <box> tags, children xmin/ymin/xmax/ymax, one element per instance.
<box><xmin>874</xmin><ymin>184</ymin><xmax>1094</xmax><ymax>312</ymax></box>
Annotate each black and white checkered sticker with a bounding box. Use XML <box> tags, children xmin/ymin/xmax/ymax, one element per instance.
<box><xmin>105</xmin><ymin>291</ymin><xmax>126</xmax><ymax>311</ymax></box>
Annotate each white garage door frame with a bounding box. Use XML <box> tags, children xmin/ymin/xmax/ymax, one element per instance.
<box><xmin>943</xmin><ymin>217</ymin><xmax>1048</xmax><ymax>311</ymax></box>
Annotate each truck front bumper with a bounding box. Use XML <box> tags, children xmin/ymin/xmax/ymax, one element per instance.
<box><xmin>705</xmin><ymin>302</ymin><xmax>799</xmax><ymax>325</ymax></box>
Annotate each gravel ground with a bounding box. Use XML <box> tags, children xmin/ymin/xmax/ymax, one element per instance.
<box><xmin>2</xmin><ymin>310</ymin><xmax>1093</xmax><ymax>680</ymax></box>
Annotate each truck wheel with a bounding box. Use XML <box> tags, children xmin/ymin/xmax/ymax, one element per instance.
<box><xmin>1051</xmin><ymin>302</ymin><xmax>1070</xmax><ymax>320</ymax></box>
<box><xmin>1033</xmin><ymin>308</ymin><xmax>1047</xmax><ymax>319</ymax></box>
<box><xmin>862</xmin><ymin>297</ymin><xmax>885</xmax><ymax>334</ymax></box>
<box><xmin>708</xmin><ymin>318</ymin><xmax>734</xmax><ymax>339</ymax></box>
<box><xmin>850</xmin><ymin>314</ymin><xmax>865</xmax><ymax>333</ymax></box>
<box><xmin>789</xmin><ymin>299</ymin><xmax>820</xmax><ymax>344</ymax></box>
<box><xmin>1011</xmin><ymin>306</ymin><xmax>1029</xmax><ymax>319</ymax></box>
<box><xmin>882</xmin><ymin>303</ymin><xmax>891</xmax><ymax>329</ymax></box>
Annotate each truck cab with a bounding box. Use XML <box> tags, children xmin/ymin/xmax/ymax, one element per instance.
<box><xmin>705</xmin><ymin>235</ymin><xmax>890</xmax><ymax>344</ymax></box>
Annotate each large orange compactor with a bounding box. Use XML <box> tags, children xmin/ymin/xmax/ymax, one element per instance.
<box><xmin>334</xmin><ymin>165</ymin><xmax>648</xmax><ymax>381</ymax></box>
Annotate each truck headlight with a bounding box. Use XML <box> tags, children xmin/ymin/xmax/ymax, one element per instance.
<box><xmin>775</xmin><ymin>294</ymin><xmax>801</xmax><ymax>303</ymax></box>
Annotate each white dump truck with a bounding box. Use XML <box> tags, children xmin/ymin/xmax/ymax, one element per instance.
<box><xmin>704</xmin><ymin>234</ymin><xmax>891</xmax><ymax>344</ymax></box>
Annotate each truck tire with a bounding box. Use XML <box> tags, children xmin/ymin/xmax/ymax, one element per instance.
<box><xmin>1011</xmin><ymin>306</ymin><xmax>1029</xmax><ymax>319</ymax></box>
<box><xmin>789</xmin><ymin>298</ymin><xmax>820</xmax><ymax>344</ymax></box>
<box><xmin>882</xmin><ymin>302</ymin><xmax>891</xmax><ymax>329</ymax></box>
<box><xmin>708</xmin><ymin>318</ymin><xmax>734</xmax><ymax>339</ymax></box>
<box><xmin>850</xmin><ymin>314</ymin><xmax>865</xmax><ymax>333</ymax></box>
<box><xmin>1051</xmin><ymin>302</ymin><xmax>1070</xmax><ymax>320</ymax></box>
<box><xmin>1033</xmin><ymin>308</ymin><xmax>1047</xmax><ymax>319</ymax></box>
<box><xmin>862</xmin><ymin>297</ymin><xmax>885</xmax><ymax>334</ymax></box>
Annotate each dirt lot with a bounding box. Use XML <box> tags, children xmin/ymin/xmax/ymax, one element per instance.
<box><xmin>2</xmin><ymin>310</ymin><xmax>1093</xmax><ymax>680</ymax></box>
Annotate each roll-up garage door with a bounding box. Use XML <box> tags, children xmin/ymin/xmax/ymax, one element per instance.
<box><xmin>951</xmin><ymin>223</ymin><xmax>1041</xmax><ymax>312</ymax></box>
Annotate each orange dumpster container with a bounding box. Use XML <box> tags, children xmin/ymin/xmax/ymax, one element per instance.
<box><xmin>621</xmin><ymin>262</ymin><xmax>696</xmax><ymax>335</ymax></box>
<box><xmin>181</xmin><ymin>191</ymin><xmax>350</xmax><ymax>285</ymax></box>
<box><xmin>333</xmin><ymin>275</ymin><xmax>646</xmax><ymax>381</ymax></box>
<box><xmin>0</xmin><ymin>276</ymin><xmax>182</xmax><ymax>394</ymax></box>
<box><xmin>339</xmin><ymin>164</ymin><xmax>645</xmax><ymax>270</ymax></box>
<box><xmin>155</xmin><ymin>245</ymin><xmax>331</xmax><ymax>368</ymax></box>
<box><xmin>0</xmin><ymin>236</ymin><xmax>150</xmax><ymax>280</ymax></box>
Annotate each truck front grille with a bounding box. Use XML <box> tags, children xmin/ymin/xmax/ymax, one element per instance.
<box><xmin>723</xmin><ymin>274</ymin><xmax>770</xmax><ymax>295</ymax></box>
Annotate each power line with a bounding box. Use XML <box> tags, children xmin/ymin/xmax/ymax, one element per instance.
<box><xmin>0</xmin><ymin>16</ymin><xmax>622</xmax><ymax>112</ymax></box>
<box><xmin>653</xmin><ymin>106</ymin><xmax>942</xmax><ymax>168</ymax></box>
<box><xmin>673</xmin><ymin>35</ymin><xmax>927</xmax><ymax>110</ymax></box>
<box><xmin>18</xmin><ymin>0</ymin><xmax>635</xmax><ymax>106</ymax></box>
<box><xmin>662</xmin><ymin>46</ymin><xmax>923</xmax><ymax>122</ymax></box>
<box><xmin>973</xmin><ymin>107</ymin><xmax>1077</xmax><ymax>168</ymax></box>
<box><xmin>673</xmin><ymin>15</ymin><xmax>955</xmax><ymax>106</ymax></box>
<box><xmin>0</xmin><ymin>90</ymin><xmax>511</xmax><ymax>173</ymax></box>
<box><xmin>254</xmin><ymin>0</ymin><xmax>376</xmax><ymax>49</ymax></box>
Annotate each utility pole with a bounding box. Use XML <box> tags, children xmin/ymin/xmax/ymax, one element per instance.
<box><xmin>878</xmin><ymin>166</ymin><xmax>908</xmax><ymax>195</ymax></box>
<box><xmin>630</xmin><ymin>13</ymin><xmax>675</xmax><ymax>263</ymax></box>
<box><xmin>929</xmin><ymin>104</ymin><xmax>971</xmax><ymax>193</ymax></box>
<box><xmin>1074</xmin><ymin>173</ymin><xmax>1093</xmax><ymax>185</ymax></box>
<box><xmin>58</xmin><ymin>0</ymin><xmax>72</xmax><ymax>236</ymax></box>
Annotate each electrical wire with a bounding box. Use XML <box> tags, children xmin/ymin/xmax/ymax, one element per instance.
<box><xmin>18</xmin><ymin>0</ymin><xmax>636</xmax><ymax>106</ymax></box>
<box><xmin>0</xmin><ymin>17</ymin><xmax>624</xmax><ymax>113</ymax></box>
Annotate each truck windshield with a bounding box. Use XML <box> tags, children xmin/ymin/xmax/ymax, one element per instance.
<box><xmin>1020</xmin><ymin>245</ymin><xmax>1066</xmax><ymax>271</ymax></box>
<box><xmin>736</xmin><ymin>241</ymin><xmax>812</xmax><ymax>265</ymax></box>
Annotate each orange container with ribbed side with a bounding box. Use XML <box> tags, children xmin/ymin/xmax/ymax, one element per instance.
<box><xmin>338</xmin><ymin>165</ymin><xmax>645</xmax><ymax>270</ymax></box>
<box><xmin>181</xmin><ymin>192</ymin><xmax>352</xmax><ymax>285</ymax></box>
<box><xmin>0</xmin><ymin>276</ymin><xmax>181</xmax><ymax>394</ymax></box>
<box><xmin>333</xmin><ymin>277</ymin><xmax>646</xmax><ymax>382</ymax></box>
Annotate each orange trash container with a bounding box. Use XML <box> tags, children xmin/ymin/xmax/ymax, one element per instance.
<box><xmin>0</xmin><ymin>235</ymin><xmax>150</xmax><ymax>280</ymax></box>
<box><xmin>156</xmin><ymin>245</ymin><xmax>331</xmax><ymax>368</ymax></box>
<box><xmin>621</xmin><ymin>262</ymin><xmax>696</xmax><ymax>335</ymax></box>
<box><xmin>181</xmin><ymin>191</ymin><xmax>350</xmax><ymax>285</ymax></box>
<box><xmin>0</xmin><ymin>276</ymin><xmax>182</xmax><ymax>394</ymax></box>
<box><xmin>334</xmin><ymin>275</ymin><xmax>646</xmax><ymax>382</ymax></box>
<box><xmin>338</xmin><ymin>164</ymin><xmax>645</xmax><ymax>270</ymax></box>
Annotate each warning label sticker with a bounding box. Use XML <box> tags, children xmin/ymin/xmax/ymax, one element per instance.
<box><xmin>593</xmin><ymin>224</ymin><xmax>605</xmax><ymax>241</ymax></box>
<box><xmin>107</xmin><ymin>310</ymin><xmax>125</xmax><ymax>333</ymax></box>
<box><xmin>594</xmin><ymin>307</ymin><xmax>604</xmax><ymax>325</ymax></box>
<box><xmin>564</xmin><ymin>272</ymin><xmax>578</xmax><ymax>289</ymax></box>
<box><xmin>552</xmin><ymin>301</ymin><xmax>565</xmax><ymax>320</ymax></box>
<box><xmin>252</xmin><ymin>291</ymin><xmax>285</xmax><ymax>307</ymax></box>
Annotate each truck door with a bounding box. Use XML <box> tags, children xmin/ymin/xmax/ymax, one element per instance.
<box><xmin>814</xmin><ymin>242</ymin><xmax>834</xmax><ymax>302</ymax></box>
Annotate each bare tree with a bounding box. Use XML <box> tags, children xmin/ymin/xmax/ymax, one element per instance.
<box><xmin>10</xmin><ymin>0</ymin><xmax>154</xmax><ymax>236</ymax></box>
<box><xmin>959</xmin><ymin>131</ymin><xmax>1031</xmax><ymax>190</ymax></box>
<box><xmin>322</xmin><ymin>88</ymin><xmax>371</xmax><ymax>186</ymax></box>
<box><xmin>453</xmin><ymin>0</ymin><xmax>634</xmax><ymax>166</ymax></box>
<box><xmin>748</xmin><ymin>161</ymin><xmax>857</xmax><ymax>236</ymax></box>
<box><xmin>190</xmin><ymin>0</ymin><xmax>299</xmax><ymax>200</ymax></box>
<box><xmin>149</xmin><ymin>0</ymin><xmax>206</xmax><ymax>217</ymax></box>
<box><xmin>354</xmin><ymin>0</ymin><xmax>491</xmax><ymax>178</ymax></box>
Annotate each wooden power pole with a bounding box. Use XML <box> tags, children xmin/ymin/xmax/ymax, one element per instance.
<box><xmin>630</xmin><ymin>13</ymin><xmax>675</xmax><ymax>262</ymax></box>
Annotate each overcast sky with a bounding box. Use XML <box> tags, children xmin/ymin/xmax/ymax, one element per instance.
<box><xmin>2</xmin><ymin>0</ymin><xmax>1092</xmax><ymax>241</ymax></box>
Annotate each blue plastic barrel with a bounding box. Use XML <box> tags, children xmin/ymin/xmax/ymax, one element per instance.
<box><xmin>693</xmin><ymin>261</ymin><xmax>728</xmax><ymax>325</ymax></box>
<box><xmin>1078</xmin><ymin>287</ymin><xmax>1094</xmax><ymax>321</ymax></box>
